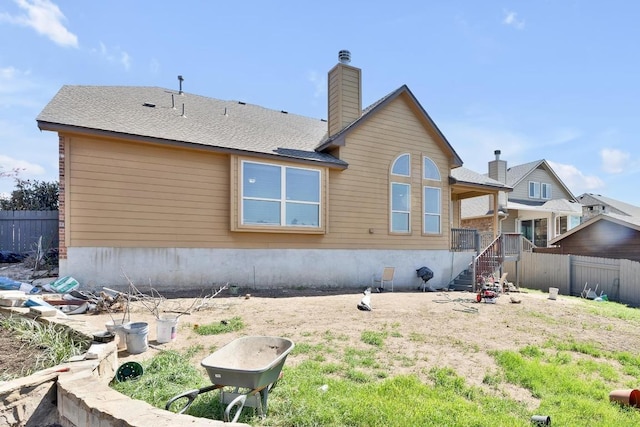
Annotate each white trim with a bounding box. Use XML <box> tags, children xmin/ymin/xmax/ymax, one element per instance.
<box><xmin>423</xmin><ymin>185</ymin><xmax>441</xmax><ymax>234</ymax></box>
<box><xmin>391</xmin><ymin>182</ymin><xmax>411</xmax><ymax>233</ymax></box>
<box><xmin>391</xmin><ymin>153</ymin><xmax>411</xmax><ymax>177</ymax></box>
<box><xmin>241</xmin><ymin>160</ymin><xmax>321</xmax><ymax>228</ymax></box>
<box><xmin>422</xmin><ymin>156</ymin><xmax>441</xmax><ymax>181</ymax></box>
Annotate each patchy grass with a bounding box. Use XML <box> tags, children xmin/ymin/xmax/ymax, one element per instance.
<box><xmin>110</xmin><ymin>295</ymin><xmax>640</xmax><ymax>426</ymax></box>
<box><xmin>192</xmin><ymin>316</ymin><xmax>244</xmax><ymax>335</ymax></box>
<box><xmin>0</xmin><ymin>315</ymin><xmax>90</xmax><ymax>380</ymax></box>
<box><xmin>361</xmin><ymin>330</ymin><xmax>387</xmax><ymax>347</ymax></box>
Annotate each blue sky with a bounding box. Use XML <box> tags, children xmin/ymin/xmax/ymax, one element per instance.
<box><xmin>1</xmin><ymin>1</ymin><xmax>639</xmax><ymax>205</ymax></box>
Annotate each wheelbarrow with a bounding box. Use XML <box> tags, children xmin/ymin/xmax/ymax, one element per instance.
<box><xmin>166</xmin><ymin>336</ymin><xmax>295</xmax><ymax>422</ymax></box>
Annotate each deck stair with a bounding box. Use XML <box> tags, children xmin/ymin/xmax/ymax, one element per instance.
<box><xmin>447</xmin><ymin>233</ymin><xmax>534</xmax><ymax>292</ymax></box>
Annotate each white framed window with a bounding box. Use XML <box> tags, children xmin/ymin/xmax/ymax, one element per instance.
<box><xmin>423</xmin><ymin>186</ymin><xmax>441</xmax><ymax>234</ymax></box>
<box><xmin>529</xmin><ymin>181</ymin><xmax>540</xmax><ymax>199</ymax></box>
<box><xmin>423</xmin><ymin>156</ymin><xmax>441</xmax><ymax>181</ymax></box>
<box><xmin>241</xmin><ymin>161</ymin><xmax>320</xmax><ymax>227</ymax></box>
<box><xmin>391</xmin><ymin>182</ymin><xmax>410</xmax><ymax>232</ymax></box>
<box><xmin>391</xmin><ymin>153</ymin><xmax>410</xmax><ymax>176</ymax></box>
<box><xmin>541</xmin><ymin>183</ymin><xmax>552</xmax><ymax>200</ymax></box>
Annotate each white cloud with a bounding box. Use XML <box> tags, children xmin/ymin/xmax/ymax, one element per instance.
<box><xmin>92</xmin><ymin>42</ymin><xmax>132</xmax><ymax>71</ymax></box>
<box><xmin>503</xmin><ymin>10</ymin><xmax>525</xmax><ymax>30</ymax></box>
<box><xmin>600</xmin><ymin>148</ymin><xmax>630</xmax><ymax>174</ymax></box>
<box><xmin>548</xmin><ymin>161</ymin><xmax>604</xmax><ymax>195</ymax></box>
<box><xmin>0</xmin><ymin>0</ymin><xmax>78</xmax><ymax>47</ymax></box>
<box><xmin>0</xmin><ymin>154</ymin><xmax>45</xmax><ymax>177</ymax></box>
<box><xmin>307</xmin><ymin>70</ymin><xmax>325</xmax><ymax>98</ymax></box>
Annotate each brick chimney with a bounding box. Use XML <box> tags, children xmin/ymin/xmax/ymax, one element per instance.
<box><xmin>327</xmin><ymin>50</ymin><xmax>362</xmax><ymax>137</ymax></box>
<box><xmin>488</xmin><ymin>150</ymin><xmax>508</xmax><ymax>212</ymax></box>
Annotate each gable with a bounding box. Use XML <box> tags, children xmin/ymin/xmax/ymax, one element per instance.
<box><xmin>318</xmin><ymin>86</ymin><xmax>463</xmax><ymax>169</ymax></box>
<box><xmin>337</xmin><ymin>95</ymin><xmax>451</xmax><ymax>171</ymax></box>
<box><xmin>509</xmin><ymin>162</ymin><xmax>574</xmax><ymax>203</ymax></box>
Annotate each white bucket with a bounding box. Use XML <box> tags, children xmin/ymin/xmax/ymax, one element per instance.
<box><xmin>124</xmin><ymin>322</ymin><xmax>149</xmax><ymax>354</ymax></box>
<box><xmin>106</xmin><ymin>319</ymin><xmax>127</xmax><ymax>351</ymax></box>
<box><xmin>156</xmin><ymin>316</ymin><xmax>179</xmax><ymax>343</ymax></box>
<box><xmin>549</xmin><ymin>287</ymin><xmax>559</xmax><ymax>300</ymax></box>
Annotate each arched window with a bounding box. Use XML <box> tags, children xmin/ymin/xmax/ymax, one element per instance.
<box><xmin>390</xmin><ymin>154</ymin><xmax>411</xmax><ymax>233</ymax></box>
<box><xmin>423</xmin><ymin>156</ymin><xmax>441</xmax><ymax>181</ymax></box>
<box><xmin>391</xmin><ymin>153</ymin><xmax>410</xmax><ymax>176</ymax></box>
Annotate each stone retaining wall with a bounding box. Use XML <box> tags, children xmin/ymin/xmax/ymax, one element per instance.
<box><xmin>0</xmin><ymin>307</ymin><xmax>248</xmax><ymax>427</ymax></box>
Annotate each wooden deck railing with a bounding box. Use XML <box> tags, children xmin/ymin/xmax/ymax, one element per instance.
<box><xmin>450</xmin><ymin>228</ymin><xmax>477</xmax><ymax>251</ymax></box>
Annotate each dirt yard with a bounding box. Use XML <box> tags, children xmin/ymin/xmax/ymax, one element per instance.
<box><xmin>2</xmin><ymin>258</ymin><xmax>639</xmax><ymax>408</ymax></box>
<box><xmin>74</xmin><ymin>286</ymin><xmax>639</xmax><ymax>408</ymax></box>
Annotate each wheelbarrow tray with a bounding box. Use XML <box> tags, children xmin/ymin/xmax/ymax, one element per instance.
<box><xmin>201</xmin><ymin>336</ymin><xmax>294</xmax><ymax>390</ymax></box>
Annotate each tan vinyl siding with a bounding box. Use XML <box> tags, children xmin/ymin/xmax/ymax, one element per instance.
<box><xmin>64</xmin><ymin>92</ymin><xmax>451</xmax><ymax>251</ymax></box>
<box><xmin>327</xmin><ymin>94</ymin><xmax>450</xmax><ymax>250</ymax></box>
<box><xmin>67</xmin><ymin>136</ymin><xmax>230</xmax><ymax>247</ymax></box>
<box><xmin>511</xmin><ymin>166</ymin><xmax>573</xmax><ymax>201</ymax></box>
<box><xmin>328</xmin><ymin>63</ymin><xmax>361</xmax><ymax>136</ymax></box>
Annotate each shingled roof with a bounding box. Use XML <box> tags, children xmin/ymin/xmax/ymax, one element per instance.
<box><xmin>37</xmin><ymin>85</ymin><xmax>348</xmax><ymax>168</ymax></box>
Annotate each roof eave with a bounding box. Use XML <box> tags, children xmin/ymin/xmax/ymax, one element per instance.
<box><xmin>449</xmin><ymin>176</ymin><xmax>513</xmax><ymax>192</ymax></box>
<box><xmin>38</xmin><ymin>121</ymin><xmax>349</xmax><ymax>170</ymax></box>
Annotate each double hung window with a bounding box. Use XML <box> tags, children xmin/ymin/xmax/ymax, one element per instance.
<box><xmin>422</xmin><ymin>157</ymin><xmax>441</xmax><ymax>234</ymax></box>
<box><xmin>390</xmin><ymin>154</ymin><xmax>411</xmax><ymax>233</ymax></box>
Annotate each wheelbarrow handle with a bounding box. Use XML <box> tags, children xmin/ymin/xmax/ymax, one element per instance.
<box><xmin>224</xmin><ymin>394</ymin><xmax>248</xmax><ymax>423</ymax></box>
<box><xmin>165</xmin><ymin>384</ymin><xmax>222</xmax><ymax>414</ymax></box>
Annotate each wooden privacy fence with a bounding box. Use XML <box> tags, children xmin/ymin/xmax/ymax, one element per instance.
<box><xmin>0</xmin><ymin>210</ymin><xmax>59</xmax><ymax>253</ymax></box>
<box><xmin>505</xmin><ymin>251</ymin><xmax>640</xmax><ymax>307</ymax></box>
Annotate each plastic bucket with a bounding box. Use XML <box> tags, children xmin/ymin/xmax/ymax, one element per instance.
<box><xmin>124</xmin><ymin>322</ymin><xmax>149</xmax><ymax>354</ymax></box>
<box><xmin>106</xmin><ymin>319</ymin><xmax>127</xmax><ymax>351</ymax></box>
<box><xmin>548</xmin><ymin>287</ymin><xmax>559</xmax><ymax>300</ymax></box>
<box><xmin>156</xmin><ymin>315</ymin><xmax>179</xmax><ymax>343</ymax></box>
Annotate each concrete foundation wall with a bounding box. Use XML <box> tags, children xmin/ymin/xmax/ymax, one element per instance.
<box><xmin>62</xmin><ymin>248</ymin><xmax>473</xmax><ymax>292</ymax></box>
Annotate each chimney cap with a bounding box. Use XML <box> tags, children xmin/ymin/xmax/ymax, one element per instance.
<box><xmin>338</xmin><ymin>50</ymin><xmax>351</xmax><ymax>64</ymax></box>
<box><xmin>494</xmin><ymin>149</ymin><xmax>501</xmax><ymax>160</ymax></box>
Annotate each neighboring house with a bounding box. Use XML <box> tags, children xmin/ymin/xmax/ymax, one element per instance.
<box><xmin>548</xmin><ymin>213</ymin><xmax>640</xmax><ymax>262</ymax></box>
<box><xmin>36</xmin><ymin>51</ymin><xmax>509</xmax><ymax>291</ymax></box>
<box><xmin>577</xmin><ymin>193</ymin><xmax>640</xmax><ymax>222</ymax></box>
<box><xmin>462</xmin><ymin>151</ymin><xmax>581</xmax><ymax>247</ymax></box>
<box><xmin>547</xmin><ymin>194</ymin><xmax>640</xmax><ymax>262</ymax></box>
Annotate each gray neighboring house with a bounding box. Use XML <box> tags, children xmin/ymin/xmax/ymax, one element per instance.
<box><xmin>577</xmin><ymin>193</ymin><xmax>640</xmax><ymax>221</ymax></box>
<box><xmin>462</xmin><ymin>150</ymin><xmax>581</xmax><ymax>247</ymax></box>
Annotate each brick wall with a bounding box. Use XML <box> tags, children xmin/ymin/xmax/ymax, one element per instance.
<box><xmin>461</xmin><ymin>217</ymin><xmax>494</xmax><ymax>234</ymax></box>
